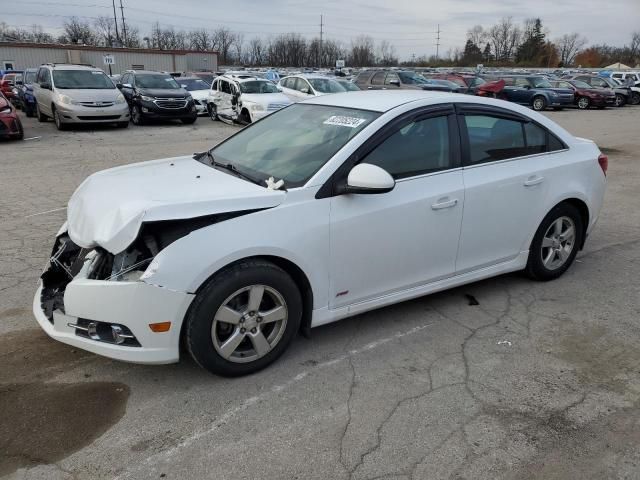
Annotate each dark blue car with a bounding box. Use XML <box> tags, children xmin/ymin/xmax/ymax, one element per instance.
<box><xmin>15</xmin><ymin>68</ymin><xmax>38</xmax><ymax>117</ymax></box>
<box><xmin>489</xmin><ymin>75</ymin><xmax>574</xmax><ymax>111</ymax></box>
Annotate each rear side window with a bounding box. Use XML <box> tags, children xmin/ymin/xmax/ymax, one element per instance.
<box><xmin>220</xmin><ymin>80</ymin><xmax>231</xmax><ymax>94</ymax></box>
<box><xmin>363</xmin><ymin>115</ymin><xmax>451</xmax><ymax>179</ymax></box>
<box><xmin>464</xmin><ymin>114</ymin><xmax>566</xmax><ymax>164</ymax></box>
<box><xmin>371</xmin><ymin>72</ymin><xmax>386</xmax><ymax>86</ymax></box>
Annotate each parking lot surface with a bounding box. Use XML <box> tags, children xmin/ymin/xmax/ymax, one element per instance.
<box><xmin>1</xmin><ymin>109</ymin><xmax>639</xmax><ymax>480</ymax></box>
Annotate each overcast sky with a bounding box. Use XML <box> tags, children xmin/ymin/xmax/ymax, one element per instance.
<box><xmin>4</xmin><ymin>0</ymin><xmax>640</xmax><ymax>59</ymax></box>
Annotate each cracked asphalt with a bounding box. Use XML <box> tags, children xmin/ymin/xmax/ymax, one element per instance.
<box><xmin>1</xmin><ymin>107</ymin><xmax>640</xmax><ymax>480</ymax></box>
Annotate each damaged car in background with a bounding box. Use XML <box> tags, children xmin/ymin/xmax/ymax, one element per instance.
<box><xmin>34</xmin><ymin>91</ymin><xmax>606</xmax><ymax>376</ymax></box>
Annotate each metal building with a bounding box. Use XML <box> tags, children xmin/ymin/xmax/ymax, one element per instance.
<box><xmin>0</xmin><ymin>42</ymin><xmax>218</xmax><ymax>74</ymax></box>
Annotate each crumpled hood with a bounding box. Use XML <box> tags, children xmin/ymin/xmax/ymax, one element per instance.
<box><xmin>67</xmin><ymin>156</ymin><xmax>285</xmax><ymax>254</ymax></box>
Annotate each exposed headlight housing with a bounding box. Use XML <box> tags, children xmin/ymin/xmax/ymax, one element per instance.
<box><xmin>250</xmin><ymin>103</ymin><xmax>265</xmax><ymax>112</ymax></box>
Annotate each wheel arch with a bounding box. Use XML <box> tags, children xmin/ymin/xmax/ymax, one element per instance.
<box><xmin>544</xmin><ymin>197</ymin><xmax>590</xmax><ymax>250</ymax></box>
<box><xmin>182</xmin><ymin>254</ymin><xmax>314</xmax><ymax>343</ymax></box>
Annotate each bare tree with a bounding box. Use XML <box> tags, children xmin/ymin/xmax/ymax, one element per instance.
<box><xmin>233</xmin><ymin>32</ymin><xmax>244</xmax><ymax>64</ymax></box>
<box><xmin>189</xmin><ymin>29</ymin><xmax>211</xmax><ymax>51</ymax></box>
<box><xmin>555</xmin><ymin>33</ymin><xmax>587</xmax><ymax>66</ymax></box>
<box><xmin>349</xmin><ymin>35</ymin><xmax>375</xmax><ymax>67</ymax></box>
<box><xmin>94</xmin><ymin>16</ymin><xmax>117</xmax><ymax>46</ymax></box>
<box><xmin>377</xmin><ymin>40</ymin><xmax>398</xmax><ymax>66</ymax></box>
<box><xmin>248</xmin><ymin>37</ymin><xmax>265</xmax><ymax>65</ymax></box>
<box><xmin>63</xmin><ymin>16</ymin><xmax>96</xmax><ymax>45</ymax></box>
<box><xmin>213</xmin><ymin>27</ymin><xmax>236</xmax><ymax>65</ymax></box>
<box><xmin>488</xmin><ymin>17</ymin><xmax>521</xmax><ymax>62</ymax></box>
<box><xmin>467</xmin><ymin>25</ymin><xmax>486</xmax><ymax>47</ymax></box>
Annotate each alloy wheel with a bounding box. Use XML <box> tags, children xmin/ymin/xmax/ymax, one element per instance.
<box><xmin>211</xmin><ymin>285</ymin><xmax>288</xmax><ymax>363</ymax></box>
<box><xmin>533</xmin><ymin>97</ymin><xmax>546</xmax><ymax>111</ymax></box>
<box><xmin>615</xmin><ymin>94</ymin><xmax>624</xmax><ymax>107</ymax></box>
<box><xmin>541</xmin><ymin>216</ymin><xmax>576</xmax><ymax>270</ymax></box>
<box><xmin>577</xmin><ymin>97</ymin><xmax>589</xmax><ymax>109</ymax></box>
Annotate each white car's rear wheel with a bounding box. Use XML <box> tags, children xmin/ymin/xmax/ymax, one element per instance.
<box><xmin>525</xmin><ymin>203</ymin><xmax>584</xmax><ymax>281</ymax></box>
<box><xmin>185</xmin><ymin>260</ymin><xmax>302</xmax><ymax>376</ymax></box>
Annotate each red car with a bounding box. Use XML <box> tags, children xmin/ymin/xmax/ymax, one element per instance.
<box><xmin>426</xmin><ymin>73</ymin><xmax>486</xmax><ymax>93</ymax></box>
<box><xmin>0</xmin><ymin>72</ymin><xmax>22</xmax><ymax>100</ymax></box>
<box><xmin>0</xmin><ymin>92</ymin><xmax>24</xmax><ymax>140</ymax></box>
<box><xmin>550</xmin><ymin>79</ymin><xmax>616</xmax><ymax>109</ymax></box>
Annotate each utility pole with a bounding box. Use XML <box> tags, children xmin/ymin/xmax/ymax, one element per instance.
<box><xmin>435</xmin><ymin>24</ymin><xmax>441</xmax><ymax>60</ymax></box>
<box><xmin>112</xmin><ymin>0</ymin><xmax>121</xmax><ymax>45</ymax></box>
<box><xmin>319</xmin><ymin>14</ymin><xmax>324</xmax><ymax>68</ymax></box>
<box><xmin>119</xmin><ymin>0</ymin><xmax>128</xmax><ymax>46</ymax></box>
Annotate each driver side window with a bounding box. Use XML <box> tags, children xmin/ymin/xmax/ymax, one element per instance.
<box><xmin>220</xmin><ymin>80</ymin><xmax>231</xmax><ymax>94</ymax></box>
<box><xmin>362</xmin><ymin>115</ymin><xmax>452</xmax><ymax>179</ymax></box>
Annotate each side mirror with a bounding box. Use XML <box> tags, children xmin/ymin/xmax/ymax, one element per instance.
<box><xmin>116</xmin><ymin>83</ymin><xmax>123</xmax><ymax>89</ymax></box>
<box><xmin>277</xmin><ymin>86</ymin><xmax>283</xmax><ymax>92</ymax></box>
<box><xmin>344</xmin><ymin>164</ymin><xmax>395</xmax><ymax>194</ymax></box>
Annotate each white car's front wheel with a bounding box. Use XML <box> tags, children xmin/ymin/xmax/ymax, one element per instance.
<box><xmin>185</xmin><ymin>260</ymin><xmax>302</xmax><ymax>376</ymax></box>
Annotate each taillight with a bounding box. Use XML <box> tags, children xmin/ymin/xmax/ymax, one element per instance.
<box><xmin>598</xmin><ymin>153</ymin><xmax>608</xmax><ymax>176</ymax></box>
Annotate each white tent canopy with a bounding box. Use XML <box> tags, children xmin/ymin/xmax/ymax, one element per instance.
<box><xmin>605</xmin><ymin>62</ymin><xmax>632</xmax><ymax>70</ymax></box>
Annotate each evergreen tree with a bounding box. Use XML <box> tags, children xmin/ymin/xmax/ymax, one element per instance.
<box><xmin>461</xmin><ymin>39</ymin><xmax>483</xmax><ymax>65</ymax></box>
<box><xmin>483</xmin><ymin>43</ymin><xmax>493</xmax><ymax>63</ymax></box>
<box><xmin>516</xmin><ymin>18</ymin><xmax>546</xmax><ymax>64</ymax></box>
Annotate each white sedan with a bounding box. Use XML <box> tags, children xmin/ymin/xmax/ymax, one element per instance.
<box><xmin>34</xmin><ymin>91</ymin><xmax>606</xmax><ymax>376</ymax></box>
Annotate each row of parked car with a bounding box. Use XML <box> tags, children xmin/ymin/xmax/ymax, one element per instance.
<box><xmin>1</xmin><ymin>64</ymin><xmax>639</xmax><ymax>140</ymax></box>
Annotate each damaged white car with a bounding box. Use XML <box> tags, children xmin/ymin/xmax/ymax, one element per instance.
<box><xmin>34</xmin><ymin>91</ymin><xmax>606</xmax><ymax>376</ymax></box>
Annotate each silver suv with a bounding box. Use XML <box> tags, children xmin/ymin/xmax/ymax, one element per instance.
<box><xmin>33</xmin><ymin>64</ymin><xmax>130</xmax><ymax>130</ymax></box>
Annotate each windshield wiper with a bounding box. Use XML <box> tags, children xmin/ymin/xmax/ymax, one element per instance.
<box><xmin>194</xmin><ymin>150</ymin><xmax>262</xmax><ymax>186</ymax></box>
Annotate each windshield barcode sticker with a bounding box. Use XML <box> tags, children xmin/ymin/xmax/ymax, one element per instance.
<box><xmin>324</xmin><ymin>116</ymin><xmax>367</xmax><ymax>128</ymax></box>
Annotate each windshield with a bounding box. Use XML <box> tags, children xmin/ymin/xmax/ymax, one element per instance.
<box><xmin>431</xmin><ymin>79</ymin><xmax>460</xmax><ymax>88</ymax></box>
<box><xmin>194</xmin><ymin>74</ymin><xmax>214</xmax><ymax>85</ymax></box>
<box><xmin>239</xmin><ymin>80</ymin><xmax>280</xmax><ymax>94</ymax></box>
<box><xmin>210</xmin><ymin>104</ymin><xmax>380</xmax><ymax>188</ymax></box>
<box><xmin>136</xmin><ymin>74</ymin><xmax>181</xmax><ymax>89</ymax></box>
<box><xmin>52</xmin><ymin>70</ymin><xmax>115</xmax><ymax>89</ymax></box>
<box><xmin>180</xmin><ymin>79</ymin><xmax>210</xmax><ymax>91</ymax></box>
<box><xmin>531</xmin><ymin>77</ymin><xmax>552</xmax><ymax>88</ymax></box>
<box><xmin>338</xmin><ymin>80</ymin><xmax>360</xmax><ymax>91</ymax></box>
<box><xmin>25</xmin><ymin>71</ymin><xmax>37</xmax><ymax>84</ymax></box>
<box><xmin>398</xmin><ymin>72</ymin><xmax>428</xmax><ymax>84</ymax></box>
<box><xmin>307</xmin><ymin>78</ymin><xmax>347</xmax><ymax>93</ymax></box>
<box><xmin>468</xmin><ymin>77</ymin><xmax>486</xmax><ymax>87</ymax></box>
<box><xmin>571</xmin><ymin>80</ymin><xmax>591</xmax><ymax>89</ymax></box>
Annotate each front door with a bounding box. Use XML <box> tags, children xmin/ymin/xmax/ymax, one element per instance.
<box><xmin>329</xmin><ymin>109</ymin><xmax>464</xmax><ymax>308</ymax></box>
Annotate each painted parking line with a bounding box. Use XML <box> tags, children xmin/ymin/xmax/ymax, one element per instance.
<box><xmin>24</xmin><ymin>206</ymin><xmax>66</xmax><ymax>218</ymax></box>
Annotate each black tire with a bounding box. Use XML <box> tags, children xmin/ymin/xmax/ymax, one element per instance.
<box><xmin>239</xmin><ymin>109</ymin><xmax>252</xmax><ymax>125</ymax></box>
<box><xmin>53</xmin><ymin>107</ymin><xmax>68</xmax><ymax>131</ymax></box>
<box><xmin>181</xmin><ymin>116</ymin><xmax>197</xmax><ymax>124</ymax></box>
<box><xmin>525</xmin><ymin>203</ymin><xmax>584</xmax><ymax>281</ymax></box>
<box><xmin>532</xmin><ymin>96</ymin><xmax>547</xmax><ymax>111</ymax></box>
<box><xmin>631</xmin><ymin>92</ymin><xmax>640</xmax><ymax>106</ymax></box>
<box><xmin>36</xmin><ymin>104</ymin><xmax>47</xmax><ymax>122</ymax></box>
<box><xmin>185</xmin><ymin>260</ymin><xmax>302</xmax><ymax>377</ymax></box>
<box><xmin>615</xmin><ymin>94</ymin><xmax>626</xmax><ymax>107</ymax></box>
<box><xmin>131</xmin><ymin>104</ymin><xmax>145</xmax><ymax>125</ymax></box>
<box><xmin>208</xmin><ymin>103</ymin><xmax>218</xmax><ymax>121</ymax></box>
<box><xmin>116</xmin><ymin>121</ymin><xmax>129</xmax><ymax>128</ymax></box>
<box><xmin>577</xmin><ymin>97</ymin><xmax>590</xmax><ymax>110</ymax></box>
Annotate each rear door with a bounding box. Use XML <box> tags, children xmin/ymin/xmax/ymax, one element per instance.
<box><xmin>455</xmin><ymin>105</ymin><xmax>567</xmax><ymax>273</ymax></box>
<box><xmin>217</xmin><ymin>79</ymin><xmax>234</xmax><ymax>118</ymax></box>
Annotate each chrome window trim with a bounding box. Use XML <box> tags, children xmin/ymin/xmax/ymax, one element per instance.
<box><xmin>462</xmin><ymin>148</ymin><xmax>570</xmax><ymax>170</ymax></box>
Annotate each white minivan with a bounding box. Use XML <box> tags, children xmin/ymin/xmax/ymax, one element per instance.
<box><xmin>32</xmin><ymin>63</ymin><xmax>130</xmax><ymax>130</ymax></box>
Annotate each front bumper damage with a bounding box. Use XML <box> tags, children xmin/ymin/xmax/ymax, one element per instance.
<box><xmin>34</xmin><ymin>234</ymin><xmax>194</xmax><ymax>364</ymax></box>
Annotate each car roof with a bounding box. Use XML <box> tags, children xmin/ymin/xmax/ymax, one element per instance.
<box><xmin>302</xmin><ymin>90</ymin><xmax>471</xmax><ymax>112</ymax></box>
<box><xmin>46</xmin><ymin>64</ymin><xmax>100</xmax><ymax>71</ymax></box>
<box><xmin>131</xmin><ymin>70</ymin><xmax>172</xmax><ymax>75</ymax></box>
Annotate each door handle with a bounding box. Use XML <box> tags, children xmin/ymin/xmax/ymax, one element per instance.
<box><xmin>524</xmin><ymin>175</ymin><xmax>544</xmax><ymax>187</ymax></box>
<box><xmin>431</xmin><ymin>198</ymin><xmax>458</xmax><ymax>210</ymax></box>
